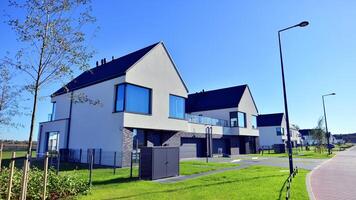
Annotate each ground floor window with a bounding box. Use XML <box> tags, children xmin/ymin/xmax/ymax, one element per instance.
<box><xmin>47</xmin><ymin>132</ymin><xmax>59</xmax><ymax>152</ymax></box>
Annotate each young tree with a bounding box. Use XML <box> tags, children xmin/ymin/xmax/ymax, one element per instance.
<box><xmin>2</xmin><ymin>0</ymin><xmax>96</xmax><ymax>154</ymax></box>
<box><xmin>311</xmin><ymin>117</ymin><xmax>326</xmax><ymax>153</ymax></box>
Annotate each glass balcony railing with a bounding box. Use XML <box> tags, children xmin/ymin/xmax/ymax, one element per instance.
<box><xmin>185</xmin><ymin>114</ymin><xmax>229</xmax><ymax>127</ymax></box>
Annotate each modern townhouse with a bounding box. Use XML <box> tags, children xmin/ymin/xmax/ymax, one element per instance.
<box><xmin>257</xmin><ymin>113</ymin><xmax>300</xmax><ymax>148</ymax></box>
<box><xmin>36</xmin><ymin>42</ymin><xmax>260</xmax><ymax>167</ymax></box>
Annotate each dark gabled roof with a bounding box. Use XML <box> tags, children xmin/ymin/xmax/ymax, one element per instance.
<box><xmin>299</xmin><ymin>129</ymin><xmax>313</xmax><ymax>136</ymax></box>
<box><xmin>52</xmin><ymin>42</ymin><xmax>160</xmax><ymax>96</ymax></box>
<box><xmin>186</xmin><ymin>85</ymin><xmax>248</xmax><ymax>112</ymax></box>
<box><xmin>257</xmin><ymin>113</ymin><xmax>284</xmax><ymax>127</ymax></box>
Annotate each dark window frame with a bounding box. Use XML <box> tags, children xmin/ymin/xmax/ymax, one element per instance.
<box><xmin>168</xmin><ymin>94</ymin><xmax>186</xmax><ymax>120</ymax></box>
<box><xmin>51</xmin><ymin>101</ymin><xmax>56</xmax><ymax>121</ymax></box>
<box><xmin>251</xmin><ymin>115</ymin><xmax>258</xmax><ymax>129</ymax></box>
<box><xmin>114</xmin><ymin>83</ymin><xmax>152</xmax><ymax>115</ymax></box>
<box><xmin>276</xmin><ymin>127</ymin><xmax>284</xmax><ymax>136</ymax></box>
<box><xmin>229</xmin><ymin>111</ymin><xmax>238</xmax><ymax>127</ymax></box>
<box><xmin>237</xmin><ymin>111</ymin><xmax>247</xmax><ymax>128</ymax></box>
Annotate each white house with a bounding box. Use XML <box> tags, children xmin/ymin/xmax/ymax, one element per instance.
<box><xmin>299</xmin><ymin>129</ymin><xmax>318</xmax><ymax>145</ymax></box>
<box><xmin>36</xmin><ymin>42</ymin><xmax>260</xmax><ymax>167</ymax></box>
<box><xmin>257</xmin><ymin>113</ymin><xmax>300</xmax><ymax>148</ymax></box>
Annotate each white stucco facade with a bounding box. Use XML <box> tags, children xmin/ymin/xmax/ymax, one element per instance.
<box><xmin>258</xmin><ymin>114</ymin><xmax>300</xmax><ymax>148</ymax></box>
<box><xmin>37</xmin><ymin>42</ymin><xmax>261</xmax><ymax>166</ymax></box>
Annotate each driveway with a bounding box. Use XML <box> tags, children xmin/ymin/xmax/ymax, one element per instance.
<box><xmin>309</xmin><ymin>146</ymin><xmax>356</xmax><ymax>200</ymax></box>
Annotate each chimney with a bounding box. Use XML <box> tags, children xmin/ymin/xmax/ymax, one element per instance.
<box><xmin>101</xmin><ymin>59</ymin><xmax>104</xmax><ymax>65</ymax></box>
<box><xmin>96</xmin><ymin>61</ymin><xmax>99</xmax><ymax>67</ymax></box>
<box><xmin>112</xmin><ymin>56</ymin><xmax>114</xmax><ymax>60</ymax></box>
<box><xmin>104</xmin><ymin>58</ymin><xmax>106</xmax><ymax>64</ymax></box>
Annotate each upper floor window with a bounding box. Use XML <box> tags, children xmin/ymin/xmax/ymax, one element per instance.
<box><xmin>169</xmin><ymin>95</ymin><xmax>185</xmax><ymax>119</ymax></box>
<box><xmin>238</xmin><ymin>112</ymin><xmax>246</xmax><ymax>128</ymax></box>
<box><xmin>115</xmin><ymin>85</ymin><xmax>125</xmax><ymax>112</ymax></box>
<box><xmin>251</xmin><ymin>115</ymin><xmax>257</xmax><ymax>129</ymax></box>
<box><xmin>115</xmin><ymin>83</ymin><xmax>151</xmax><ymax>114</ymax></box>
<box><xmin>50</xmin><ymin>102</ymin><xmax>56</xmax><ymax>121</ymax></box>
<box><xmin>230</xmin><ymin>111</ymin><xmax>246</xmax><ymax>128</ymax></box>
<box><xmin>230</xmin><ymin>112</ymin><xmax>238</xmax><ymax>127</ymax></box>
<box><xmin>276</xmin><ymin>127</ymin><xmax>284</xmax><ymax>136</ymax></box>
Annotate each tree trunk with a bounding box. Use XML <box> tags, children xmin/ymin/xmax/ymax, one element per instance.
<box><xmin>26</xmin><ymin>86</ymin><xmax>39</xmax><ymax>155</ymax></box>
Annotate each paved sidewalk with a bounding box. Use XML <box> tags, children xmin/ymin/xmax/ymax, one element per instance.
<box><xmin>309</xmin><ymin>146</ymin><xmax>356</xmax><ymax>200</ymax></box>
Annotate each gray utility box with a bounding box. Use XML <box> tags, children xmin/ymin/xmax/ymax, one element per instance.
<box><xmin>139</xmin><ymin>147</ymin><xmax>179</xmax><ymax>180</ymax></box>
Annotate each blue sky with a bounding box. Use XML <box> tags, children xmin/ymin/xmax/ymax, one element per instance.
<box><xmin>1</xmin><ymin>0</ymin><xmax>356</xmax><ymax>140</ymax></box>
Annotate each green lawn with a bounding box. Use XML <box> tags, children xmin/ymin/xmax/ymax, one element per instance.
<box><xmin>180</xmin><ymin>161</ymin><xmax>239</xmax><ymax>175</ymax></box>
<box><xmin>1</xmin><ymin>152</ymin><xmax>310</xmax><ymax>199</ymax></box>
<box><xmin>253</xmin><ymin>147</ymin><xmax>335</xmax><ymax>159</ymax></box>
<box><xmin>74</xmin><ymin>165</ymin><xmax>308</xmax><ymax>200</ymax></box>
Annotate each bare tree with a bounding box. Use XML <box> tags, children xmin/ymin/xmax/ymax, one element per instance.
<box><xmin>2</xmin><ymin>0</ymin><xmax>96</xmax><ymax>154</ymax></box>
<box><xmin>0</xmin><ymin>66</ymin><xmax>21</xmax><ymax>131</ymax></box>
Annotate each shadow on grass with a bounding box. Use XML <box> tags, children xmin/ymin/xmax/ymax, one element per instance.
<box><xmin>100</xmin><ymin>174</ymin><xmax>286</xmax><ymax>200</ymax></box>
<box><xmin>93</xmin><ymin>177</ymin><xmax>140</xmax><ymax>185</ymax></box>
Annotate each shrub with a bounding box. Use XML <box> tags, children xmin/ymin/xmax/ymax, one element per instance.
<box><xmin>0</xmin><ymin>167</ymin><xmax>89</xmax><ymax>200</ymax></box>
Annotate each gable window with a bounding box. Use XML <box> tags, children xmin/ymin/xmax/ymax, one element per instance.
<box><xmin>276</xmin><ymin>127</ymin><xmax>284</xmax><ymax>136</ymax></box>
<box><xmin>169</xmin><ymin>95</ymin><xmax>185</xmax><ymax>119</ymax></box>
<box><xmin>230</xmin><ymin>111</ymin><xmax>246</xmax><ymax>127</ymax></box>
<box><xmin>251</xmin><ymin>115</ymin><xmax>257</xmax><ymax>129</ymax></box>
<box><xmin>115</xmin><ymin>83</ymin><xmax>151</xmax><ymax>114</ymax></box>
<box><xmin>238</xmin><ymin>112</ymin><xmax>246</xmax><ymax>128</ymax></box>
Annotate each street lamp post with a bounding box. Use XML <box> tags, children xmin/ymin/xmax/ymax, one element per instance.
<box><xmin>322</xmin><ymin>93</ymin><xmax>336</xmax><ymax>155</ymax></box>
<box><xmin>278</xmin><ymin>21</ymin><xmax>309</xmax><ymax>175</ymax></box>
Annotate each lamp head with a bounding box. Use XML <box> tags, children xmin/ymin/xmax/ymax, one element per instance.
<box><xmin>298</xmin><ymin>21</ymin><xmax>309</xmax><ymax>27</ymax></box>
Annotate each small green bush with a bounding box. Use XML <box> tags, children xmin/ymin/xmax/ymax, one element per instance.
<box><xmin>0</xmin><ymin>167</ymin><xmax>89</xmax><ymax>200</ymax></box>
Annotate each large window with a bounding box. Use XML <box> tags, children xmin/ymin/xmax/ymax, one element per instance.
<box><xmin>115</xmin><ymin>84</ymin><xmax>125</xmax><ymax>112</ymax></box>
<box><xmin>230</xmin><ymin>112</ymin><xmax>238</xmax><ymax>127</ymax></box>
<box><xmin>169</xmin><ymin>95</ymin><xmax>185</xmax><ymax>119</ymax></box>
<box><xmin>276</xmin><ymin>127</ymin><xmax>285</xmax><ymax>136</ymax></box>
<box><xmin>251</xmin><ymin>115</ymin><xmax>257</xmax><ymax>129</ymax></box>
<box><xmin>238</xmin><ymin>112</ymin><xmax>246</xmax><ymax>128</ymax></box>
<box><xmin>47</xmin><ymin>132</ymin><xmax>59</xmax><ymax>152</ymax></box>
<box><xmin>230</xmin><ymin>111</ymin><xmax>246</xmax><ymax>127</ymax></box>
<box><xmin>115</xmin><ymin>83</ymin><xmax>151</xmax><ymax>114</ymax></box>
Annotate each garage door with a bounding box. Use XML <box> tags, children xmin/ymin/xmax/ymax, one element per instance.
<box><xmin>180</xmin><ymin>138</ymin><xmax>206</xmax><ymax>158</ymax></box>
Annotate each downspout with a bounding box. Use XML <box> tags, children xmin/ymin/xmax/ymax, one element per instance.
<box><xmin>66</xmin><ymin>92</ymin><xmax>74</xmax><ymax>149</ymax></box>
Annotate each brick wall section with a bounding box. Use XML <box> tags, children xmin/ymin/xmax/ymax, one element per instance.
<box><xmin>121</xmin><ymin>128</ymin><xmax>133</xmax><ymax>167</ymax></box>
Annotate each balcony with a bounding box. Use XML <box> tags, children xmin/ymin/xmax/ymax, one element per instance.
<box><xmin>185</xmin><ymin>114</ymin><xmax>229</xmax><ymax>127</ymax></box>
